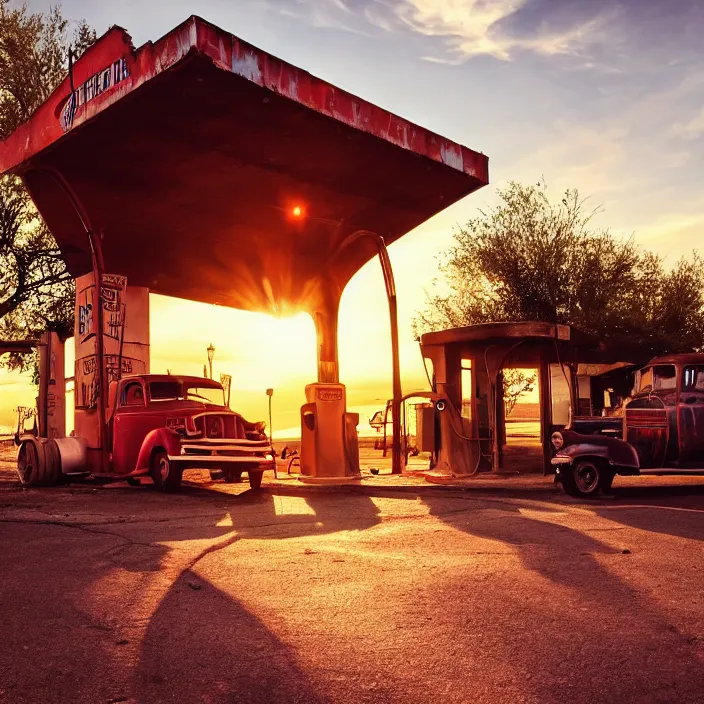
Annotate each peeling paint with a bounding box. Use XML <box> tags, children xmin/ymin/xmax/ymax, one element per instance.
<box><xmin>232</xmin><ymin>52</ymin><xmax>262</xmax><ymax>84</ymax></box>
<box><xmin>287</xmin><ymin>74</ymin><xmax>299</xmax><ymax>101</ymax></box>
<box><xmin>398</xmin><ymin>124</ymin><xmax>410</xmax><ymax>150</ymax></box>
<box><xmin>189</xmin><ymin>17</ymin><xmax>198</xmax><ymax>47</ymax></box>
<box><xmin>441</xmin><ymin>143</ymin><xmax>464</xmax><ymax>172</ymax></box>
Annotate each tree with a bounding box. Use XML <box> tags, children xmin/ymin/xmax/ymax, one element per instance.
<box><xmin>415</xmin><ymin>181</ymin><xmax>704</xmax><ymax>358</ymax></box>
<box><xmin>0</xmin><ymin>176</ymin><xmax>73</xmax><ymax>329</ymax></box>
<box><xmin>0</xmin><ymin>2</ymin><xmax>96</xmax><ymax>372</ymax></box>
<box><xmin>502</xmin><ymin>368</ymin><xmax>536</xmax><ymax>417</ymax></box>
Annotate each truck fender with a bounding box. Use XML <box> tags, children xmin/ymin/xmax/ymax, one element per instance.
<box><xmin>135</xmin><ymin>428</ymin><xmax>181</xmax><ymax>472</ymax></box>
<box><xmin>560</xmin><ymin>439</ymin><xmax>640</xmax><ymax>472</ymax></box>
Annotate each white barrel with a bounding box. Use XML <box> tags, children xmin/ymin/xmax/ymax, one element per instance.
<box><xmin>54</xmin><ymin>437</ymin><xmax>89</xmax><ymax>474</ymax></box>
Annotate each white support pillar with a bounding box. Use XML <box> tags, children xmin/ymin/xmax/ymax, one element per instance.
<box><xmin>38</xmin><ymin>332</ymin><xmax>66</xmax><ymax>440</ymax></box>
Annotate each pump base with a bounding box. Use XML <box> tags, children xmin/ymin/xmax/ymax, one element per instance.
<box><xmin>298</xmin><ymin>474</ymin><xmax>362</xmax><ymax>485</ymax></box>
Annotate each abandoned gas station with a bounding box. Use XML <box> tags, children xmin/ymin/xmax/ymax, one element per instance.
<box><xmin>0</xmin><ymin>15</ymin><xmax>490</xmax><ymax>485</ymax></box>
<box><xmin>416</xmin><ymin>322</ymin><xmax>645</xmax><ymax>479</ymax></box>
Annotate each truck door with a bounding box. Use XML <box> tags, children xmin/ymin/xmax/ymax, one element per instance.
<box><xmin>625</xmin><ymin>365</ymin><xmax>674</xmax><ymax>468</ymax></box>
<box><xmin>679</xmin><ymin>365</ymin><xmax>704</xmax><ymax>464</ymax></box>
<box><xmin>111</xmin><ymin>380</ymin><xmax>148</xmax><ymax>474</ymax></box>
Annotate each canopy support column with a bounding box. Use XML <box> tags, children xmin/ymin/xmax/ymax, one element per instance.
<box><xmin>313</xmin><ymin>297</ymin><xmax>340</xmax><ymax>384</ymax></box>
<box><xmin>334</xmin><ymin>231</ymin><xmax>403</xmax><ymax>475</ymax></box>
<box><xmin>539</xmin><ymin>353</ymin><xmax>553</xmax><ymax>476</ymax></box>
<box><xmin>37</xmin><ymin>332</ymin><xmax>66</xmax><ymax>440</ymax></box>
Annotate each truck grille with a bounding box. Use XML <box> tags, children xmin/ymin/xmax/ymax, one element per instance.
<box><xmin>207</xmin><ymin>416</ymin><xmax>224</xmax><ymax>438</ymax></box>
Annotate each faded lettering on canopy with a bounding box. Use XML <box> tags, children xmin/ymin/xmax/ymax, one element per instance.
<box><xmin>61</xmin><ymin>57</ymin><xmax>130</xmax><ymax>132</ymax></box>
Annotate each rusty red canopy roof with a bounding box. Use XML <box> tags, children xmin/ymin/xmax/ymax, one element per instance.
<box><xmin>0</xmin><ymin>16</ymin><xmax>488</xmax><ymax>315</ymax></box>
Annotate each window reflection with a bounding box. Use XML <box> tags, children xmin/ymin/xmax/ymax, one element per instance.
<box><xmin>683</xmin><ymin>366</ymin><xmax>704</xmax><ymax>391</ymax></box>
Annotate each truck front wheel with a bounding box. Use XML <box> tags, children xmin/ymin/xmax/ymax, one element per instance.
<box><xmin>248</xmin><ymin>470</ymin><xmax>264</xmax><ymax>490</ymax></box>
<box><xmin>561</xmin><ymin>458</ymin><xmax>612</xmax><ymax>499</ymax></box>
<box><xmin>150</xmin><ymin>450</ymin><xmax>183</xmax><ymax>492</ymax></box>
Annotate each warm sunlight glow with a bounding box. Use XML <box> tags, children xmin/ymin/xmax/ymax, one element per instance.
<box><xmin>249</xmin><ymin>314</ymin><xmax>317</xmax><ymax>387</ymax></box>
<box><xmin>148</xmin><ymin>296</ymin><xmax>319</xmax><ymax>435</ymax></box>
<box><xmin>149</xmin><ymin>297</ymin><xmax>317</xmax><ymax>391</ymax></box>
<box><xmin>291</xmin><ymin>205</ymin><xmax>303</xmax><ymax>218</ymax></box>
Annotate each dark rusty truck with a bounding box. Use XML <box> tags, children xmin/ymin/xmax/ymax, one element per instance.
<box><xmin>551</xmin><ymin>354</ymin><xmax>704</xmax><ymax>497</ymax></box>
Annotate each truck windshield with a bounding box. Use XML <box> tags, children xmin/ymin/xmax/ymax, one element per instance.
<box><xmin>638</xmin><ymin>365</ymin><xmax>676</xmax><ymax>393</ymax></box>
<box><xmin>683</xmin><ymin>366</ymin><xmax>704</xmax><ymax>392</ymax></box>
<box><xmin>184</xmin><ymin>385</ymin><xmax>225</xmax><ymax>405</ymax></box>
<box><xmin>149</xmin><ymin>381</ymin><xmax>225</xmax><ymax>405</ymax></box>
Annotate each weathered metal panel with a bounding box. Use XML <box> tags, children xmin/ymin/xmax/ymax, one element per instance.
<box><xmin>0</xmin><ymin>15</ymin><xmax>489</xmax><ymax>318</ymax></box>
<box><xmin>0</xmin><ymin>15</ymin><xmax>487</xmax><ymax>183</ymax></box>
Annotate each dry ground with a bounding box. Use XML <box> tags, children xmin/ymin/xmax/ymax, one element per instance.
<box><xmin>1</xmin><ymin>448</ymin><xmax>704</xmax><ymax>703</ymax></box>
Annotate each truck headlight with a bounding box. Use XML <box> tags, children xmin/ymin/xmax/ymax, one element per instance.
<box><xmin>551</xmin><ymin>432</ymin><xmax>564</xmax><ymax>450</ymax></box>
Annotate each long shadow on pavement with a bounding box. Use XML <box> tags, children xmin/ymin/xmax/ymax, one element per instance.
<box><xmin>0</xmin><ymin>484</ymin><xmax>382</xmax><ymax>703</ymax></box>
<box><xmin>589</xmin><ymin>483</ymin><xmax>704</xmax><ymax>542</ymax></box>
<box><xmin>421</xmin><ymin>493</ymin><xmax>704</xmax><ymax>703</ymax></box>
<box><xmin>134</xmin><ymin>566</ymin><xmax>330</xmax><ymax>704</ymax></box>
<box><xmin>130</xmin><ymin>486</ymin><xmax>382</xmax><ymax>702</ymax></box>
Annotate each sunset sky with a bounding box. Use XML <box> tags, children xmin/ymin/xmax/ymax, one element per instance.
<box><xmin>2</xmin><ymin>0</ymin><xmax>704</xmax><ymax>435</ymax></box>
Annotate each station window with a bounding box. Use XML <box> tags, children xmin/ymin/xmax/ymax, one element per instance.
<box><xmin>423</xmin><ymin>357</ymin><xmax>435</xmax><ymax>391</ymax></box>
<box><xmin>461</xmin><ymin>359</ymin><xmax>472</xmax><ymax>421</ymax></box>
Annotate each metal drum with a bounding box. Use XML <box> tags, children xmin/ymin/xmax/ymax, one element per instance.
<box><xmin>54</xmin><ymin>437</ymin><xmax>89</xmax><ymax>475</ymax></box>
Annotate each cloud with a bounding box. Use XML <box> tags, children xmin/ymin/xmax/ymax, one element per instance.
<box><xmin>630</xmin><ymin>206</ymin><xmax>704</xmax><ymax>260</ymax></box>
<box><xmin>272</xmin><ymin>0</ymin><xmax>624</xmax><ymax>65</ymax></box>
<box><xmin>272</xmin><ymin>0</ymin><xmax>372</xmax><ymax>35</ymax></box>
<box><xmin>392</xmin><ymin>0</ymin><xmax>621</xmax><ymax>61</ymax></box>
<box><xmin>363</xmin><ymin>4</ymin><xmax>396</xmax><ymax>32</ymax></box>
<box><xmin>505</xmin><ymin>122</ymin><xmax>637</xmax><ymax>200</ymax></box>
<box><xmin>671</xmin><ymin>106</ymin><xmax>704</xmax><ymax>140</ymax></box>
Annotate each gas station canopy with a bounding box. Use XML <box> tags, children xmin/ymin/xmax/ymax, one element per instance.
<box><xmin>0</xmin><ymin>15</ymin><xmax>489</xmax><ymax>314</ymax></box>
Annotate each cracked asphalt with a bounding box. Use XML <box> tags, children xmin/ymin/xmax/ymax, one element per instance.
<box><xmin>1</xmin><ymin>458</ymin><xmax>703</xmax><ymax>703</ymax></box>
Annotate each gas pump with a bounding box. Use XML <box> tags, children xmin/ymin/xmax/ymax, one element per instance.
<box><xmin>300</xmin><ymin>383</ymin><xmax>360</xmax><ymax>481</ymax></box>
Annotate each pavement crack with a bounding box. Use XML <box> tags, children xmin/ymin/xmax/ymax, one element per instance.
<box><xmin>0</xmin><ymin>517</ymin><xmax>156</xmax><ymax>549</ymax></box>
<box><xmin>181</xmin><ymin>531</ymin><xmax>241</xmax><ymax>572</ymax></box>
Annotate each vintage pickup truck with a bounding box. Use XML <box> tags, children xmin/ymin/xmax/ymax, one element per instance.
<box><xmin>17</xmin><ymin>374</ymin><xmax>275</xmax><ymax>491</ymax></box>
<box><xmin>551</xmin><ymin>354</ymin><xmax>704</xmax><ymax>497</ymax></box>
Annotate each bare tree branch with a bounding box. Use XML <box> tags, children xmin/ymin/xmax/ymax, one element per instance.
<box><xmin>0</xmin><ymin>4</ymin><xmax>97</xmax><ymax>373</ymax></box>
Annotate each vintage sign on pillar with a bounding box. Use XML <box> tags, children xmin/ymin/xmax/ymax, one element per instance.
<box><xmin>74</xmin><ymin>273</ymin><xmax>150</xmax><ymax>470</ymax></box>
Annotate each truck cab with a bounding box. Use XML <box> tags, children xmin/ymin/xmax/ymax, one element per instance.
<box><xmin>106</xmin><ymin>374</ymin><xmax>274</xmax><ymax>490</ymax></box>
<box><xmin>551</xmin><ymin>353</ymin><xmax>704</xmax><ymax>497</ymax></box>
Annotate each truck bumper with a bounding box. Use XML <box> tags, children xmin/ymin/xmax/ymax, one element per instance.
<box><xmin>168</xmin><ymin>438</ymin><xmax>274</xmax><ymax>470</ymax></box>
<box><xmin>168</xmin><ymin>455</ymin><xmax>275</xmax><ymax>471</ymax></box>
